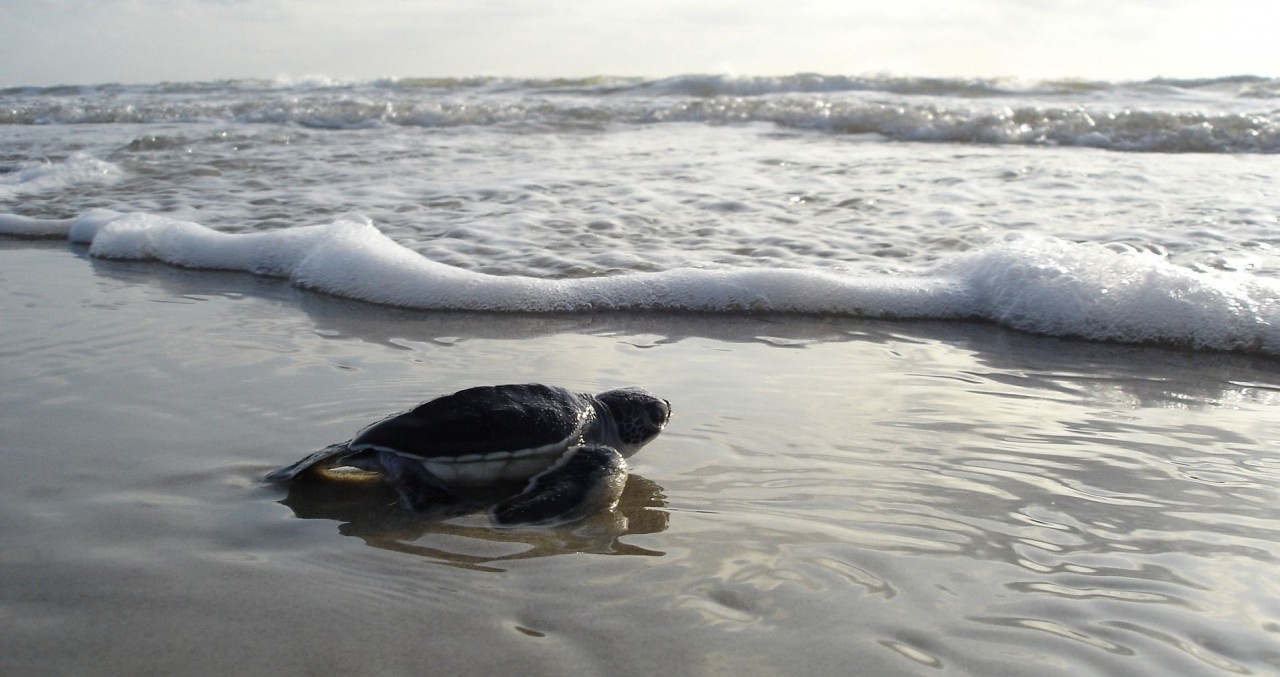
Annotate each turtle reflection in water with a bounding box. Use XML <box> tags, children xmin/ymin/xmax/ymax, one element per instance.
<box><xmin>265</xmin><ymin>384</ymin><xmax>672</xmax><ymax>526</ymax></box>
<box><xmin>280</xmin><ymin>472</ymin><xmax>671</xmax><ymax>567</ymax></box>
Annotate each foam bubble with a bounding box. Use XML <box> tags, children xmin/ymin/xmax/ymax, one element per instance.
<box><xmin>3</xmin><ymin>211</ymin><xmax>1278</xmax><ymax>355</ymax></box>
<box><xmin>947</xmin><ymin>235</ymin><xmax>1280</xmax><ymax>353</ymax></box>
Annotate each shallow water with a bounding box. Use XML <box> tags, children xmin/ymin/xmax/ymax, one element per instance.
<box><xmin>6</xmin><ymin>77</ymin><xmax>1280</xmax><ymax>358</ymax></box>
<box><xmin>5</xmin><ymin>120</ymin><xmax>1279</xmax><ymax>278</ymax></box>
<box><xmin>4</xmin><ymin>245</ymin><xmax>1280</xmax><ymax>676</ymax></box>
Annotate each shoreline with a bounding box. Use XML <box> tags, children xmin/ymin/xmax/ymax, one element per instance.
<box><xmin>6</xmin><ymin>232</ymin><xmax>1280</xmax><ymax>364</ymax></box>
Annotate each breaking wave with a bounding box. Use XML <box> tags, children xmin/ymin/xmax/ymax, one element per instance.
<box><xmin>2</xmin><ymin>74</ymin><xmax>1276</xmax><ymax>153</ymax></box>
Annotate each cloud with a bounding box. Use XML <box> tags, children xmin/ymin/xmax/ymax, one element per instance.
<box><xmin>1</xmin><ymin>0</ymin><xmax>297</xmax><ymax>84</ymax></box>
<box><xmin>1</xmin><ymin>0</ymin><xmax>1275</xmax><ymax>86</ymax></box>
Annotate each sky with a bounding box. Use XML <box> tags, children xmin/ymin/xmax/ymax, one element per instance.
<box><xmin>1</xmin><ymin>0</ymin><xmax>1277</xmax><ymax>87</ymax></box>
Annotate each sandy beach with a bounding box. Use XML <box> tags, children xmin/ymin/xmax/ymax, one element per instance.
<box><xmin>4</xmin><ymin>241</ymin><xmax>1280</xmax><ymax>676</ymax></box>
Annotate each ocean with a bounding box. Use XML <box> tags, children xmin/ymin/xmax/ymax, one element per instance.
<box><xmin>2</xmin><ymin>74</ymin><xmax>1280</xmax><ymax>675</ymax></box>
<box><xmin>3</xmin><ymin>75</ymin><xmax>1280</xmax><ymax>352</ymax></box>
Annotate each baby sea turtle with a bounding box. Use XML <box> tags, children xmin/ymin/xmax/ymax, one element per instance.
<box><xmin>265</xmin><ymin>383</ymin><xmax>671</xmax><ymax>526</ymax></box>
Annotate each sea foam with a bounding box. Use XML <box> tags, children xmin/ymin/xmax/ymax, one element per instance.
<box><xmin>0</xmin><ymin>154</ymin><xmax>123</xmax><ymax>199</ymax></box>
<box><xmin>2</xmin><ymin>210</ymin><xmax>1278</xmax><ymax>356</ymax></box>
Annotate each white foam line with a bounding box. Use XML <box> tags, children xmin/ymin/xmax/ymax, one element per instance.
<box><xmin>4</xmin><ymin>209</ymin><xmax>1279</xmax><ymax>355</ymax></box>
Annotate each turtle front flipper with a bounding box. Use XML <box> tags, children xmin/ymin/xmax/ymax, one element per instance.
<box><xmin>489</xmin><ymin>444</ymin><xmax>628</xmax><ymax>527</ymax></box>
<box><xmin>263</xmin><ymin>443</ymin><xmax>354</xmax><ymax>482</ymax></box>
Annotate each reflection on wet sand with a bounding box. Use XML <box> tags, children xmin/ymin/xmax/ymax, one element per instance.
<box><xmin>278</xmin><ymin>473</ymin><xmax>670</xmax><ymax>570</ymax></box>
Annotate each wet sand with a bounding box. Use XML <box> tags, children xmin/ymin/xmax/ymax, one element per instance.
<box><xmin>4</xmin><ymin>242</ymin><xmax>1280</xmax><ymax>676</ymax></box>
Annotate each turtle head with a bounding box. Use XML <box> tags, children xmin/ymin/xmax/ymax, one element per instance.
<box><xmin>596</xmin><ymin>387</ymin><xmax>671</xmax><ymax>455</ymax></box>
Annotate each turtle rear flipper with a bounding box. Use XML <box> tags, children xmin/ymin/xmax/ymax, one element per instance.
<box><xmin>489</xmin><ymin>444</ymin><xmax>628</xmax><ymax>526</ymax></box>
<box><xmin>377</xmin><ymin>450</ymin><xmax>469</xmax><ymax>516</ymax></box>
<box><xmin>263</xmin><ymin>443</ymin><xmax>353</xmax><ymax>482</ymax></box>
